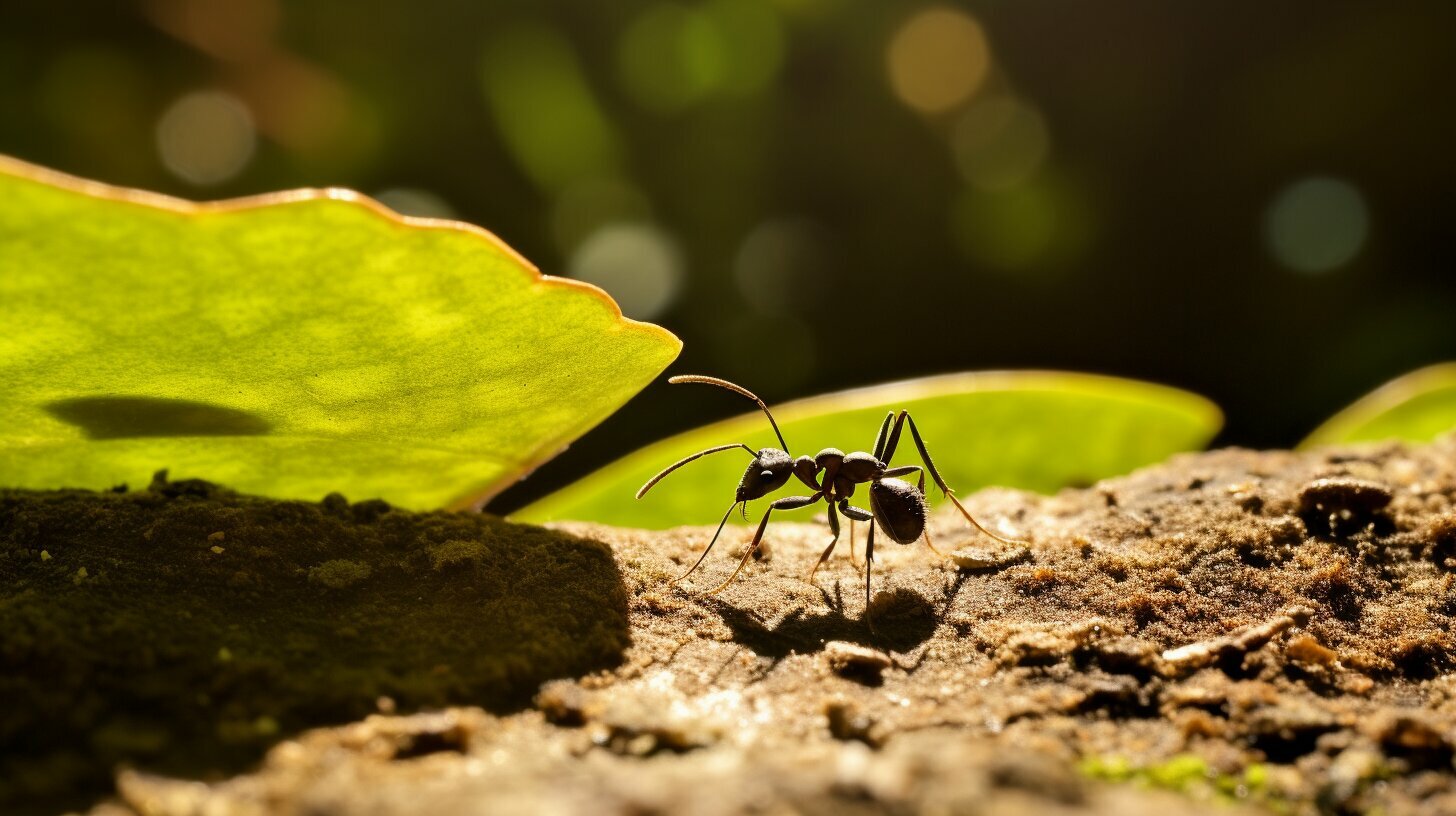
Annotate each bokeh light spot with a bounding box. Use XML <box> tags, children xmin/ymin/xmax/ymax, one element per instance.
<box><xmin>887</xmin><ymin>7</ymin><xmax>991</xmax><ymax>114</ymax></box>
<box><xmin>551</xmin><ymin>177</ymin><xmax>654</xmax><ymax>253</ymax></box>
<box><xmin>949</xmin><ymin>177</ymin><xmax>1093</xmax><ymax>277</ymax></box>
<box><xmin>374</xmin><ymin>188</ymin><xmax>456</xmax><ymax>220</ymax></box>
<box><xmin>569</xmin><ymin>223</ymin><xmax>685</xmax><ymax>320</ymax></box>
<box><xmin>1263</xmin><ymin>176</ymin><xmax>1369</xmax><ymax>274</ymax></box>
<box><xmin>155</xmin><ymin>90</ymin><xmax>256</xmax><ymax>185</ymax></box>
<box><xmin>143</xmin><ymin>0</ymin><xmax>279</xmax><ymax>62</ymax></box>
<box><xmin>618</xmin><ymin>4</ymin><xmax>727</xmax><ymax>113</ymax></box>
<box><xmin>482</xmin><ymin>23</ymin><xmax>621</xmax><ymax>191</ymax></box>
<box><xmin>951</xmin><ymin>94</ymin><xmax>1050</xmax><ymax>191</ymax></box>
<box><xmin>733</xmin><ymin>218</ymin><xmax>828</xmax><ymax>315</ymax></box>
<box><xmin>705</xmin><ymin>0</ymin><xmax>786</xmax><ymax>97</ymax></box>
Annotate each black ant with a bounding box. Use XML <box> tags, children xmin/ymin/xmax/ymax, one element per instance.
<box><xmin>637</xmin><ymin>375</ymin><xmax>1024</xmax><ymax>611</ymax></box>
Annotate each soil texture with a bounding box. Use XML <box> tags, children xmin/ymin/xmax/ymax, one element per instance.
<box><xmin>6</xmin><ymin>440</ymin><xmax>1456</xmax><ymax>814</ymax></box>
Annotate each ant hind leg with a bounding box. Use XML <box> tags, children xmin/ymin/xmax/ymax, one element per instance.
<box><xmin>888</xmin><ymin>411</ymin><xmax>1026</xmax><ymax>546</ymax></box>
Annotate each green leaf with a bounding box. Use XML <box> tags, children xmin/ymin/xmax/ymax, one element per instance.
<box><xmin>0</xmin><ymin>156</ymin><xmax>680</xmax><ymax>509</ymax></box>
<box><xmin>1301</xmin><ymin>363</ymin><xmax>1456</xmax><ymax>449</ymax></box>
<box><xmin>514</xmin><ymin>371</ymin><xmax>1222</xmax><ymax>527</ymax></box>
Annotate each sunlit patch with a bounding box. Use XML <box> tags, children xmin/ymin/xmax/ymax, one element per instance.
<box><xmin>1263</xmin><ymin>176</ymin><xmax>1369</xmax><ymax>274</ymax></box>
<box><xmin>886</xmin><ymin>7</ymin><xmax>991</xmax><ymax>114</ymax></box>
<box><xmin>482</xmin><ymin>22</ymin><xmax>621</xmax><ymax>191</ymax></box>
<box><xmin>569</xmin><ymin>223</ymin><xmax>684</xmax><ymax>320</ymax></box>
<box><xmin>951</xmin><ymin>94</ymin><xmax>1050</xmax><ymax>191</ymax></box>
<box><xmin>551</xmin><ymin>177</ymin><xmax>653</xmax><ymax>253</ymax></box>
<box><xmin>44</xmin><ymin>396</ymin><xmax>272</xmax><ymax>440</ymax></box>
<box><xmin>155</xmin><ymin>90</ymin><xmax>256</xmax><ymax>185</ymax></box>
<box><xmin>732</xmin><ymin>218</ymin><xmax>827</xmax><ymax>315</ymax></box>
<box><xmin>375</xmin><ymin>188</ymin><xmax>456</xmax><ymax>220</ymax></box>
<box><xmin>948</xmin><ymin>176</ymin><xmax>1093</xmax><ymax>277</ymax></box>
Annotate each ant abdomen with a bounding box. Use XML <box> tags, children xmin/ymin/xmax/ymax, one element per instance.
<box><xmin>870</xmin><ymin>478</ymin><xmax>927</xmax><ymax>544</ymax></box>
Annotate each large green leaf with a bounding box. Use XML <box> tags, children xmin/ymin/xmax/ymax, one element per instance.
<box><xmin>514</xmin><ymin>371</ymin><xmax>1222</xmax><ymax>527</ymax></box>
<box><xmin>1301</xmin><ymin>363</ymin><xmax>1456</xmax><ymax>449</ymax></box>
<box><xmin>0</xmin><ymin>156</ymin><xmax>680</xmax><ymax>509</ymax></box>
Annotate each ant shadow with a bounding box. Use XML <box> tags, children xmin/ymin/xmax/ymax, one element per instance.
<box><xmin>701</xmin><ymin>571</ymin><xmax>967</xmax><ymax>660</ymax></box>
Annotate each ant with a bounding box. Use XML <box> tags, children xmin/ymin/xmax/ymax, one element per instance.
<box><xmin>637</xmin><ymin>375</ymin><xmax>1024</xmax><ymax>612</ymax></box>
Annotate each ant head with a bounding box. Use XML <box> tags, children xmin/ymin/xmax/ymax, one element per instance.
<box><xmin>736</xmin><ymin>448</ymin><xmax>793</xmax><ymax>501</ymax></box>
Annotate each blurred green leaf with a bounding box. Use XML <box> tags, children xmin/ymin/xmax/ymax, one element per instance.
<box><xmin>0</xmin><ymin>156</ymin><xmax>680</xmax><ymax>509</ymax></box>
<box><xmin>1301</xmin><ymin>363</ymin><xmax>1456</xmax><ymax>449</ymax></box>
<box><xmin>515</xmin><ymin>371</ymin><xmax>1222</xmax><ymax>527</ymax></box>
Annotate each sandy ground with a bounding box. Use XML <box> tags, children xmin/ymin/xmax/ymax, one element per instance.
<box><xmin>7</xmin><ymin>440</ymin><xmax>1456</xmax><ymax>814</ymax></box>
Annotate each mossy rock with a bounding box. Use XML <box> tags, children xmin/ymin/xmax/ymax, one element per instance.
<box><xmin>0</xmin><ymin>475</ymin><xmax>628</xmax><ymax>813</ymax></box>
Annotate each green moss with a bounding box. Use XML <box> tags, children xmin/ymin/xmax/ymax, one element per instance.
<box><xmin>0</xmin><ymin>480</ymin><xmax>629</xmax><ymax>813</ymax></box>
<box><xmin>1080</xmin><ymin>754</ymin><xmax>1284</xmax><ymax>810</ymax></box>
<box><xmin>427</xmin><ymin>538</ymin><xmax>490</xmax><ymax>570</ymax></box>
<box><xmin>309</xmin><ymin>559</ymin><xmax>372</xmax><ymax>588</ymax></box>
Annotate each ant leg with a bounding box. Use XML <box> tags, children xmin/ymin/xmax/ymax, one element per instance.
<box><xmin>708</xmin><ymin>493</ymin><xmax>823</xmax><ymax>594</ymax></box>
<box><xmin>863</xmin><ymin>519</ymin><xmax>877</xmax><ymax>613</ymax></box>
<box><xmin>638</xmin><ymin>443</ymin><xmax>757</xmax><ymax>499</ymax></box>
<box><xmin>672</xmin><ymin>500</ymin><xmax>742</xmax><ymax>584</ymax></box>
<box><xmin>871</xmin><ymin>411</ymin><xmax>894</xmax><ymax>461</ymax></box>
<box><xmin>840</xmin><ymin>501</ymin><xmax>871</xmax><ymax>572</ymax></box>
<box><xmin>913</xmin><ymin>468</ymin><xmax>946</xmax><ymax>557</ymax></box>
<box><xmin>884</xmin><ymin>411</ymin><xmax>1025</xmax><ymax>545</ymax></box>
<box><xmin>805</xmin><ymin>502</ymin><xmax>842</xmax><ymax>586</ymax></box>
<box><xmin>832</xmin><ymin>500</ymin><xmax>876</xmax><ymax>601</ymax></box>
<box><xmin>839</xmin><ymin>500</ymin><xmax>873</xmax><ymax>523</ymax></box>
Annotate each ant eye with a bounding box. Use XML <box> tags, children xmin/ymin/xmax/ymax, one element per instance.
<box><xmin>759</xmin><ymin>470</ymin><xmax>774</xmax><ymax>479</ymax></box>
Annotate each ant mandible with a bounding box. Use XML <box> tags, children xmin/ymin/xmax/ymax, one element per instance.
<box><xmin>637</xmin><ymin>375</ymin><xmax>1024</xmax><ymax>611</ymax></box>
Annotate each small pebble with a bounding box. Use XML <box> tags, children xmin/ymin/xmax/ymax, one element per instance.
<box><xmin>823</xmin><ymin>641</ymin><xmax>892</xmax><ymax>679</ymax></box>
<box><xmin>950</xmin><ymin>542</ymin><xmax>1030</xmax><ymax>571</ymax></box>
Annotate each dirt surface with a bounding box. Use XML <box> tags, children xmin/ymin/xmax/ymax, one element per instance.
<box><xmin>6</xmin><ymin>440</ymin><xmax>1456</xmax><ymax>814</ymax></box>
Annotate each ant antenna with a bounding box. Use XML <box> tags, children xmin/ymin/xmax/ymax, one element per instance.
<box><xmin>637</xmin><ymin>443</ymin><xmax>755</xmax><ymax>499</ymax></box>
<box><xmin>670</xmin><ymin>375</ymin><xmax>790</xmax><ymax>451</ymax></box>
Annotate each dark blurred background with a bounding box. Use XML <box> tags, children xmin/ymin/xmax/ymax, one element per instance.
<box><xmin>3</xmin><ymin>1</ymin><xmax>1453</xmax><ymax>511</ymax></box>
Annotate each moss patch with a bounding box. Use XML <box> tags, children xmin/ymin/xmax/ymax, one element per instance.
<box><xmin>0</xmin><ymin>475</ymin><xmax>628</xmax><ymax>813</ymax></box>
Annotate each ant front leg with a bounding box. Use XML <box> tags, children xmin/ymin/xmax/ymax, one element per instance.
<box><xmin>882</xmin><ymin>411</ymin><xmax>1024</xmax><ymax>546</ymax></box>
<box><xmin>707</xmin><ymin>492</ymin><xmax>823</xmax><ymax>594</ymax></box>
<box><xmin>673</xmin><ymin>499</ymin><xmax>743</xmax><ymax>584</ymax></box>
